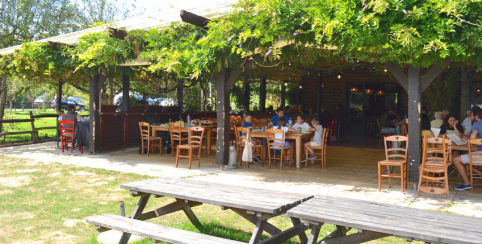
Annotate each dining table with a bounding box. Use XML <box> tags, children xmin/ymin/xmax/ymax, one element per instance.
<box><xmin>250</xmin><ymin>129</ymin><xmax>314</xmax><ymax>169</ymax></box>
<box><xmin>150</xmin><ymin>124</ymin><xmax>215</xmax><ymax>155</ymax></box>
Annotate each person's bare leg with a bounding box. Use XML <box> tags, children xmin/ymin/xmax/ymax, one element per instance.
<box><xmin>453</xmin><ymin>155</ymin><xmax>470</xmax><ymax>185</ymax></box>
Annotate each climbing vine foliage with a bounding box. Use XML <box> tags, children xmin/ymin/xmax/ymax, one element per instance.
<box><xmin>1</xmin><ymin>0</ymin><xmax>482</xmax><ymax>83</ymax></box>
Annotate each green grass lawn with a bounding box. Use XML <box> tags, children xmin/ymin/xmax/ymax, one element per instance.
<box><xmin>0</xmin><ymin>156</ymin><xmax>422</xmax><ymax>244</ymax></box>
<box><xmin>0</xmin><ymin>109</ymin><xmax>89</xmax><ymax>145</ymax></box>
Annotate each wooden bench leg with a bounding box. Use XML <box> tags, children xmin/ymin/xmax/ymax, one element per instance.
<box><xmin>249</xmin><ymin>219</ymin><xmax>267</xmax><ymax>244</ymax></box>
<box><xmin>290</xmin><ymin>217</ymin><xmax>308</xmax><ymax>243</ymax></box>
<box><xmin>119</xmin><ymin>194</ymin><xmax>151</xmax><ymax>244</ymax></box>
<box><xmin>230</xmin><ymin>208</ymin><xmax>281</xmax><ymax>236</ymax></box>
<box><xmin>182</xmin><ymin>205</ymin><xmax>201</xmax><ymax>228</ymax></box>
<box><xmin>307</xmin><ymin>224</ymin><xmax>321</xmax><ymax>244</ymax></box>
<box><xmin>258</xmin><ymin>221</ymin><xmax>306</xmax><ymax>244</ymax></box>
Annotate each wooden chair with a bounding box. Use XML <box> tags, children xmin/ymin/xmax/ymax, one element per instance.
<box><xmin>266</xmin><ymin>128</ymin><xmax>292</xmax><ymax>169</ymax></box>
<box><xmin>378</xmin><ymin>135</ymin><xmax>408</xmax><ymax>193</ymax></box>
<box><xmin>260</xmin><ymin>118</ymin><xmax>269</xmax><ymax>124</ymax></box>
<box><xmin>200</xmin><ymin>120</ymin><xmax>214</xmax><ymax>152</ymax></box>
<box><xmin>235</xmin><ymin>127</ymin><xmax>264</xmax><ymax>167</ymax></box>
<box><xmin>176</xmin><ymin>127</ymin><xmax>205</xmax><ymax>169</ymax></box>
<box><xmin>200</xmin><ymin>120</ymin><xmax>213</xmax><ymax>126</ymax></box>
<box><xmin>139</xmin><ymin>122</ymin><xmax>162</xmax><ymax>157</ymax></box>
<box><xmin>326</xmin><ymin>118</ymin><xmax>337</xmax><ymax>144</ymax></box>
<box><xmin>169</xmin><ymin>123</ymin><xmax>188</xmax><ymax>157</ymax></box>
<box><xmin>378</xmin><ymin>119</ymin><xmax>392</xmax><ymax>147</ymax></box>
<box><xmin>191</xmin><ymin>119</ymin><xmax>201</xmax><ymax>125</ymax></box>
<box><xmin>467</xmin><ymin>139</ymin><xmax>482</xmax><ymax>192</ymax></box>
<box><xmin>59</xmin><ymin>120</ymin><xmax>75</xmax><ymax>153</ymax></box>
<box><xmin>418</xmin><ymin>135</ymin><xmax>451</xmax><ymax>198</ymax></box>
<box><xmin>306</xmin><ymin>128</ymin><xmax>330</xmax><ymax>168</ymax></box>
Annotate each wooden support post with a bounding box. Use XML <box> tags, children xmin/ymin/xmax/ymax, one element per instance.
<box><xmin>244</xmin><ymin>81</ymin><xmax>250</xmax><ymax>111</ymax></box>
<box><xmin>211</xmin><ymin>68</ymin><xmax>242</xmax><ymax>165</ymax></box>
<box><xmin>121</xmin><ymin>73</ymin><xmax>129</xmax><ymax>112</ymax></box>
<box><xmin>201</xmin><ymin>86</ymin><xmax>205</xmax><ymax>111</ymax></box>
<box><xmin>29</xmin><ymin>111</ymin><xmax>36</xmax><ymax>143</ymax></box>
<box><xmin>89</xmin><ymin>74</ymin><xmax>108</xmax><ymax>154</ymax></box>
<box><xmin>407</xmin><ymin>65</ymin><xmax>422</xmax><ymax>182</ymax></box>
<box><xmin>260</xmin><ymin>77</ymin><xmax>267</xmax><ymax>113</ymax></box>
<box><xmin>281</xmin><ymin>84</ymin><xmax>286</xmax><ymax>109</ymax></box>
<box><xmin>177</xmin><ymin>80</ymin><xmax>183</xmax><ymax>112</ymax></box>
<box><xmin>317</xmin><ymin>73</ymin><xmax>323</xmax><ymax>121</ymax></box>
<box><xmin>56</xmin><ymin>81</ymin><xmax>62</xmax><ymax>111</ymax></box>
<box><xmin>250</xmin><ymin>219</ymin><xmax>267</xmax><ymax>244</ymax></box>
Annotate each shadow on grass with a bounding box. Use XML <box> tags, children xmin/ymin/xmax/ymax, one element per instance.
<box><xmin>89</xmin><ymin>220</ymin><xmax>301</xmax><ymax>244</ymax></box>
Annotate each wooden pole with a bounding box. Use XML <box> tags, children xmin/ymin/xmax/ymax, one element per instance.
<box><xmin>300</xmin><ymin>76</ymin><xmax>306</xmax><ymax>111</ymax></box>
<box><xmin>244</xmin><ymin>81</ymin><xmax>250</xmax><ymax>111</ymax></box>
<box><xmin>177</xmin><ymin>80</ymin><xmax>183</xmax><ymax>112</ymax></box>
<box><xmin>407</xmin><ymin>65</ymin><xmax>422</xmax><ymax>182</ymax></box>
<box><xmin>281</xmin><ymin>84</ymin><xmax>286</xmax><ymax>109</ymax></box>
<box><xmin>89</xmin><ymin>74</ymin><xmax>108</xmax><ymax>154</ymax></box>
<box><xmin>260</xmin><ymin>77</ymin><xmax>267</xmax><ymax>113</ymax></box>
<box><xmin>56</xmin><ymin>81</ymin><xmax>62</xmax><ymax>111</ymax></box>
<box><xmin>29</xmin><ymin>111</ymin><xmax>36</xmax><ymax>143</ymax></box>
<box><xmin>317</xmin><ymin>73</ymin><xmax>323</xmax><ymax>121</ymax></box>
<box><xmin>201</xmin><ymin>85</ymin><xmax>205</xmax><ymax>111</ymax></box>
<box><xmin>122</xmin><ymin>73</ymin><xmax>129</xmax><ymax>112</ymax></box>
<box><xmin>211</xmin><ymin>67</ymin><xmax>242</xmax><ymax>165</ymax></box>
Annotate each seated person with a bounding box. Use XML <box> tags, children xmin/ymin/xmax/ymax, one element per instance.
<box><xmin>57</xmin><ymin>110</ymin><xmax>64</xmax><ymax>121</ymax></box>
<box><xmin>270</xmin><ymin>107</ymin><xmax>291</xmax><ymax>126</ymax></box>
<box><xmin>293</xmin><ymin>115</ymin><xmax>311</xmax><ymax>130</ymax></box>
<box><xmin>463</xmin><ymin>107</ymin><xmax>482</xmax><ymax>140</ymax></box>
<box><xmin>285</xmin><ymin>106</ymin><xmax>292</xmax><ymax>114</ymax></box>
<box><xmin>431</xmin><ymin>111</ymin><xmax>443</xmax><ymax>128</ymax></box>
<box><xmin>442</xmin><ymin>109</ymin><xmax>450</xmax><ymax>120</ymax></box>
<box><xmin>380</xmin><ymin>109</ymin><xmax>397</xmax><ymax>134</ymax></box>
<box><xmin>241</xmin><ymin>113</ymin><xmax>262</xmax><ymax>163</ymax></box>
<box><xmin>440</xmin><ymin>115</ymin><xmax>463</xmax><ymax>138</ymax></box>
<box><xmin>421</xmin><ymin>114</ymin><xmax>434</xmax><ymax>138</ymax></box>
<box><xmin>462</xmin><ymin>110</ymin><xmax>472</xmax><ymax>131</ymax></box>
<box><xmin>319</xmin><ymin>108</ymin><xmax>330</xmax><ymax>128</ymax></box>
<box><xmin>453</xmin><ymin>109</ymin><xmax>482</xmax><ymax>190</ymax></box>
<box><xmin>301</xmin><ymin>118</ymin><xmax>323</xmax><ymax>162</ymax></box>
<box><xmin>270</xmin><ymin>117</ymin><xmax>295</xmax><ymax>159</ymax></box>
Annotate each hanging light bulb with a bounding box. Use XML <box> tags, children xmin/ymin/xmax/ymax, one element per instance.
<box><xmin>337</xmin><ymin>72</ymin><xmax>342</xmax><ymax>79</ymax></box>
<box><xmin>365</xmin><ymin>88</ymin><xmax>373</xmax><ymax>94</ymax></box>
<box><xmin>384</xmin><ymin>68</ymin><xmax>387</xmax><ymax>72</ymax></box>
<box><xmin>284</xmin><ymin>82</ymin><xmax>288</xmax><ymax>87</ymax></box>
<box><xmin>321</xmin><ymin>83</ymin><xmax>325</xmax><ymax>88</ymax></box>
<box><xmin>350</xmin><ymin>86</ymin><xmax>359</xmax><ymax>92</ymax></box>
<box><xmin>377</xmin><ymin>90</ymin><xmax>385</xmax><ymax>96</ymax></box>
<box><xmin>289</xmin><ymin>61</ymin><xmax>291</xmax><ymax>66</ymax></box>
<box><xmin>299</xmin><ymin>85</ymin><xmax>303</xmax><ymax>89</ymax></box>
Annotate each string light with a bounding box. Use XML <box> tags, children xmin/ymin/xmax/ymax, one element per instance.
<box><xmin>384</xmin><ymin>67</ymin><xmax>387</xmax><ymax>72</ymax></box>
<box><xmin>318</xmin><ymin>72</ymin><xmax>321</xmax><ymax>76</ymax></box>
<box><xmin>352</xmin><ymin>66</ymin><xmax>354</xmax><ymax>70</ymax></box>
<box><xmin>299</xmin><ymin>85</ymin><xmax>303</xmax><ymax>89</ymax></box>
<box><xmin>289</xmin><ymin>61</ymin><xmax>291</xmax><ymax>66</ymax></box>
<box><xmin>337</xmin><ymin>72</ymin><xmax>342</xmax><ymax>79</ymax></box>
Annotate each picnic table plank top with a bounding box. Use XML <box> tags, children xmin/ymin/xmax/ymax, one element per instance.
<box><xmin>287</xmin><ymin>195</ymin><xmax>482</xmax><ymax>244</ymax></box>
<box><xmin>121</xmin><ymin>178</ymin><xmax>313</xmax><ymax>214</ymax></box>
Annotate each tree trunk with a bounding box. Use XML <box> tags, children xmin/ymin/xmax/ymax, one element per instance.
<box><xmin>0</xmin><ymin>77</ymin><xmax>8</xmax><ymax>132</ymax></box>
<box><xmin>109</xmin><ymin>79</ymin><xmax>114</xmax><ymax>105</ymax></box>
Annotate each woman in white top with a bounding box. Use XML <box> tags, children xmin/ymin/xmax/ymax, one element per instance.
<box><xmin>292</xmin><ymin>115</ymin><xmax>311</xmax><ymax>130</ymax></box>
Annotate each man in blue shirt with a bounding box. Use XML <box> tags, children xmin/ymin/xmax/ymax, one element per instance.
<box><xmin>453</xmin><ymin>108</ymin><xmax>482</xmax><ymax>190</ymax></box>
<box><xmin>270</xmin><ymin>108</ymin><xmax>291</xmax><ymax>126</ymax></box>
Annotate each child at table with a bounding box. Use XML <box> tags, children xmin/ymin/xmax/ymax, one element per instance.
<box><xmin>241</xmin><ymin>113</ymin><xmax>262</xmax><ymax>163</ymax></box>
<box><xmin>293</xmin><ymin>115</ymin><xmax>311</xmax><ymax>130</ymax></box>
<box><xmin>301</xmin><ymin>118</ymin><xmax>323</xmax><ymax>162</ymax></box>
<box><xmin>270</xmin><ymin>117</ymin><xmax>295</xmax><ymax>160</ymax></box>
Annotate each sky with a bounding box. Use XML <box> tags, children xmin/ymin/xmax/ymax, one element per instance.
<box><xmin>136</xmin><ymin>0</ymin><xmax>238</xmax><ymax>17</ymax></box>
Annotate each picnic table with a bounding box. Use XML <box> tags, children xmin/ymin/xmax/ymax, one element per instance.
<box><xmin>250</xmin><ymin>129</ymin><xmax>314</xmax><ymax>168</ymax></box>
<box><xmin>150</xmin><ymin>124</ymin><xmax>214</xmax><ymax>155</ymax></box>
<box><xmin>287</xmin><ymin>195</ymin><xmax>482</xmax><ymax>244</ymax></box>
<box><xmin>87</xmin><ymin>178</ymin><xmax>313</xmax><ymax>244</ymax></box>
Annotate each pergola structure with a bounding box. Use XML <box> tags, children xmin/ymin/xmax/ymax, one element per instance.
<box><xmin>1</xmin><ymin>0</ymin><xmax>481</xmax><ymax>185</ymax></box>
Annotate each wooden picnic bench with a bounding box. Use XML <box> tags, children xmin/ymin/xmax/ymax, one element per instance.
<box><xmin>87</xmin><ymin>178</ymin><xmax>313</xmax><ymax>244</ymax></box>
<box><xmin>286</xmin><ymin>195</ymin><xmax>482</xmax><ymax>244</ymax></box>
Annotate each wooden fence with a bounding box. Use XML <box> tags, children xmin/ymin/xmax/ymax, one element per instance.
<box><xmin>0</xmin><ymin>111</ymin><xmax>58</xmax><ymax>143</ymax></box>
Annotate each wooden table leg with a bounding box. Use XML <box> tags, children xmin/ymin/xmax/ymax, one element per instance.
<box><xmin>296</xmin><ymin>136</ymin><xmax>301</xmax><ymax>169</ymax></box>
<box><xmin>307</xmin><ymin>224</ymin><xmax>321</xmax><ymax>244</ymax></box>
<box><xmin>249</xmin><ymin>219</ymin><xmax>267</xmax><ymax>244</ymax></box>
<box><xmin>207</xmin><ymin>128</ymin><xmax>212</xmax><ymax>155</ymax></box>
<box><xmin>119</xmin><ymin>194</ymin><xmax>151</xmax><ymax>244</ymax></box>
<box><xmin>291</xmin><ymin>217</ymin><xmax>308</xmax><ymax>243</ymax></box>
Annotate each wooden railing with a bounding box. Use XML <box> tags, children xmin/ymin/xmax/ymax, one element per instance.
<box><xmin>0</xmin><ymin>111</ymin><xmax>58</xmax><ymax>143</ymax></box>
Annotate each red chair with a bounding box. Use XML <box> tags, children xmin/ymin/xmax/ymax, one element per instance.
<box><xmin>326</xmin><ymin>118</ymin><xmax>337</xmax><ymax>144</ymax></box>
<box><xmin>59</xmin><ymin>120</ymin><xmax>75</xmax><ymax>153</ymax></box>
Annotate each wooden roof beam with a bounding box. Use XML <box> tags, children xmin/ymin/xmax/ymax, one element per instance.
<box><xmin>180</xmin><ymin>10</ymin><xmax>210</xmax><ymax>29</ymax></box>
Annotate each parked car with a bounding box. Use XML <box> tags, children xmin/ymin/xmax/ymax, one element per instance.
<box><xmin>34</xmin><ymin>95</ymin><xmax>50</xmax><ymax>107</ymax></box>
<box><xmin>115</xmin><ymin>95</ymin><xmax>155</xmax><ymax>107</ymax></box>
<box><xmin>153</xmin><ymin>98</ymin><xmax>174</xmax><ymax>106</ymax></box>
<box><xmin>51</xmin><ymin>96</ymin><xmax>86</xmax><ymax>111</ymax></box>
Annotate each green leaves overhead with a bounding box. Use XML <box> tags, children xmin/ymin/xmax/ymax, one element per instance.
<box><xmin>2</xmin><ymin>0</ymin><xmax>482</xmax><ymax>83</ymax></box>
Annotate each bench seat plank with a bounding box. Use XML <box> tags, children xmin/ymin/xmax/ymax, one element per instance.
<box><xmin>120</xmin><ymin>178</ymin><xmax>313</xmax><ymax>214</ymax></box>
<box><xmin>287</xmin><ymin>195</ymin><xmax>482</xmax><ymax>244</ymax></box>
<box><xmin>86</xmin><ymin>214</ymin><xmax>245</xmax><ymax>244</ymax></box>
